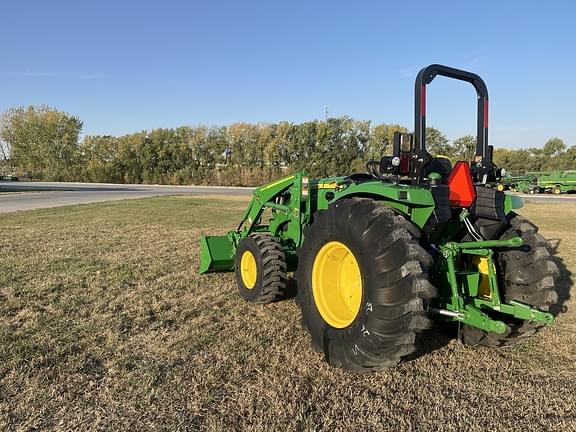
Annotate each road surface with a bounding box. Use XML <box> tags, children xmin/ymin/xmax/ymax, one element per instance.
<box><xmin>1</xmin><ymin>181</ymin><xmax>575</xmax><ymax>213</ymax></box>
<box><xmin>0</xmin><ymin>181</ymin><xmax>254</xmax><ymax>213</ymax></box>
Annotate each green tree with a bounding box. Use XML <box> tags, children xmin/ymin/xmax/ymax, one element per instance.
<box><xmin>0</xmin><ymin>105</ymin><xmax>83</xmax><ymax>180</ymax></box>
<box><xmin>226</xmin><ymin>123</ymin><xmax>262</xmax><ymax>168</ymax></box>
<box><xmin>493</xmin><ymin>148</ymin><xmax>544</xmax><ymax>174</ymax></box>
<box><xmin>425</xmin><ymin>127</ymin><xmax>449</xmax><ymax>156</ymax></box>
<box><xmin>0</xmin><ymin>138</ymin><xmax>15</xmax><ymax>175</ymax></box>
<box><xmin>451</xmin><ymin>135</ymin><xmax>476</xmax><ymax>161</ymax></box>
<box><xmin>288</xmin><ymin>120</ymin><xmax>318</xmax><ymax>173</ymax></box>
<box><xmin>542</xmin><ymin>137</ymin><xmax>566</xmax><ymax>158</ymax></box>
<box><xmin>557</xmin><ymin>146</ymin><xmax>576</xmax><ymax>170</ymax></box>
<box><xmin>265</xmin><ymin>121</ymin><xmax>295</xmax><ymax>170</ymax></box>
<box><xmin>80</xmin><ymin>135</ymin><xmax>123</xmax><ymax>183</ymax></box>
<box><xmin>318</xmin><ymin>117</ymin><xmax>369</xmax><ymax>176</ymax></box>
<box><xmin>365</xmin><ymin>123</ymin><xmax>408</xmax><ymax>160</ymax></box>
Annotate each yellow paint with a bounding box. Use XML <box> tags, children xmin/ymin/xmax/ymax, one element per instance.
<box><xmin>435</xmin><ymin>155</ymin><xmax>453</xmax><ymax>161</ymax></box>
<box><xmin>240</xmin><ymin>250</ymin><xmax>257</xmax><ymax>289</ymax></box>
<box><xmin>312</xmin><ymin>241</ymin><xmax>362</xmax><ymax>328</ymax></box>
<box><xmin>473</xmin><ymin>256</ymin><xmax>493</xmax><ymax>298</ymax></box>
<box><xmin>316</xmin><ymin>182</ymin><xmax>337</xmax><ymax>190</ymax></box>
<box><xmin>260</xmin><ymin>175</ymin><xmax>295</xmax><ymax>191</ymax></box>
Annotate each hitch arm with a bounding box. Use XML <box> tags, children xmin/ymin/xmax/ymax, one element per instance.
<box><xmin>434</xmin><ymin>236</ymin><xmax>554</xmax><ymax>333</ymax></box>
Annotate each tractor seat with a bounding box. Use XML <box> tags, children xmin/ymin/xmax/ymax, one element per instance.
<box><xmin>426</xmin><ymin>156</ymin><xmax>453</xmax><ymax>182</ymax></box>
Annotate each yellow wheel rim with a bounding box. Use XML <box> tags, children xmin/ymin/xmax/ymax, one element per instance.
<box><xmin>312</xmin><ymin>241</ymin><xmax>362</xmax><ymax>328</ymax></box>
<box><xmin>240</xmin><ymin>250</ymin><xmax>257</xmax><ymax>289</ymax></box>
<box><xmin>554</xmin><ymin>188</ymin><xmax>561</xmax><ymax>195</ymax></box>
<box><xmin>496</xmin><ymin>184</ymin><xmax>505</xmax><ymax>192</ymax></box>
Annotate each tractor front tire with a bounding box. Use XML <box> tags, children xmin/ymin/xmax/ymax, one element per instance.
<box><xmin>295</xmin><ymin>198</ymin><xmax>436</xmax><ymax>372</ymax></box>
<box><xmin>234</xmin><ymin>234</ymin><xmax>287</xmax><ymax>304</ymax></box>
<box><xmin>462</xmin><ymin>213</ymin><xmax>560</xmax><ymax>346</ymax></box>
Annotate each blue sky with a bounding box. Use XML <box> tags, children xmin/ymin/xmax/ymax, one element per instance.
<box><xmin>1</xmin><ymin>1</ymin><xmax>575</xmax><ymax>148</ymax></box>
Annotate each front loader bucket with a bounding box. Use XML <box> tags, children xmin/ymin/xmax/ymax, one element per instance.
<box><xmin>199</xmin><ymin>235</ymin><xmax>235</xmax><ymax>274</ymax></box>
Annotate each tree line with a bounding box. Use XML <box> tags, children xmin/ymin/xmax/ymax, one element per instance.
<box><xmin>0</xmin><ymin>106</ymin><xmax>574</xmax><ymax>186</ymax></box>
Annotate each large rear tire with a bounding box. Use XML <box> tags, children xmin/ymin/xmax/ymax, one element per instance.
<box><xmin>295</xmin><ymin>198</ymin><xmax>436</xmax><ymax>372</ymax></box>
<box><xmin>462</xmin><ymin>213</ymin><xmax>560</xmax><ymax>346</ymax></box>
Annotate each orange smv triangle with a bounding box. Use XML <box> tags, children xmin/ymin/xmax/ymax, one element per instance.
<box><xmin>447</xmin><ymin>161</ymin><xmax>476</xmax><ymax>207</ymax></box>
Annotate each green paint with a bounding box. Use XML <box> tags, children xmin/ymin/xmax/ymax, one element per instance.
<box><xmin>199</xmin><ymin>170</ymin><xmax>554</xmax><ymax>334</ymax></box>
<box><xmin>433</xmin><ymin>237</ymin><xmax>553</xmax><ymax>332</ymax></box>
<box><xmin>332</xmin><ymin>181</ymin><xmax>436</xmax><ymax>228</ymax></box>
<box><xmin>199</xmin><ymin>233</ymin><xmax>235</xmax><ymax>273</ymax></box>
<box><xmin>504</xmin><ymin>193</ymin><xmax>524</xmax><ymax>214</ymax></box>
<box><xmin>537</xmin><ymin>170</ymin><xmax>576</xmax><ymax>193</ymax></box>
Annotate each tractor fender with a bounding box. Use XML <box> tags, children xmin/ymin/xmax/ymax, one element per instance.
<box><xmin>503</xmin><ymin>193</ymin><xmax>523</xmax><ymax>214</ymax></box>
<box><xmin>331</xmin><ymin>182</ymin><xmax>436</xmax><ymax>229</ymax></box>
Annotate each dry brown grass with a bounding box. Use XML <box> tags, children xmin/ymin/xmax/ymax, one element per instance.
<box><xmin>0</xmin><ymin>197</ymin><xmax>575</xmax><ymax>431</ymax></box>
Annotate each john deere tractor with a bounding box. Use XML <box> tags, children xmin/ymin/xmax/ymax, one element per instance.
<box><xmin>199</xmin><ymin>64</ymin><xmax>561</xmax><ymax>372</ymax></box>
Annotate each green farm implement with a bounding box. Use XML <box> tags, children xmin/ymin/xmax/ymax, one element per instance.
<box><xmin>496</xmin><ymin>174</ymin><xmax>537</xmax><ymax>193</ymax></box>
<box><xmin>537</xmin><ymin>170</ymin><xmax>576</xmax><ymax>194</ymax></box>
<box><xmin>199</xmin><ymin>64</ymin><xmax>562</xmax><ymax>372</ymax></box>
<box><xmin>501</xmin><ymin>171</ymin><xmax>576</xmax><ymax>194</ymax></box>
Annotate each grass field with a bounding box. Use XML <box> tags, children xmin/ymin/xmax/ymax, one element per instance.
<box><xmin>1</xmin><ymin>196</ymin><xmax>575</xmax><ymax>431</ymax></box>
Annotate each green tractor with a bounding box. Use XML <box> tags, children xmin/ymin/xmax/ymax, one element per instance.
<box><xmin>199</xmin><ymin>64</ymin><xmax>561</xmax><ymax>372</ymax></box>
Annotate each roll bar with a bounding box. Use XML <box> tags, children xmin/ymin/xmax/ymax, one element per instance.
<box><xmin>414</xmin><ymin>64</ymin><xmax>489</xmax><ymax>162</ymax></box>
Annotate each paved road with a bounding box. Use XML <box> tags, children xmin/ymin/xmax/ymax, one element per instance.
<box><xmin>0</xmin><ymin>181</ymin><xmax>254</xmax><ymax>213</ymax></box>
<box><xmin>516</xmin><ymin>193</ymin><xmax>576</xmax><ymax>203</ymax></box>
<box><xmin>1</xmin><ymin>181</ymin><xmax>575</xmax><ymax>213</ymax></box>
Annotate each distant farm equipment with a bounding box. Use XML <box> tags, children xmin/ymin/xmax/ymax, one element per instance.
<box><xmin>495</xmin><ymin>174</ymin><xmax>538</xmax><ymax>193</ymax></box>
<box><xmin>536</xmin><ymin>170</ymin><xmax>576</xmax><ymax>194</ymax></box>
<box><xmin>496</xmin><ymin>170</ymin><xmax>576</xmax><ymax>194</ymax></box>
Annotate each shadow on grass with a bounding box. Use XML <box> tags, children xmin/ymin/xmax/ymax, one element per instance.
<box><xmin>411</xmin><ymin>237</ymin><xmax>574</xmax><ymax>360</ymax></box>
<box><xmin>281</xmin><ymin>276</ymin><xmax>453</xmax><ymax>363</ymax></box>
<box><xmin>276</xmin><ymin>236</ymin><xmax>573</xmax><ymax>367</ymax></box>
<box><xmin>548</xmin><ymin>238</ymin><xmax>572</xmax><ymax>317</ymax></box>
<box><xmin>408</xmin><ymin>324</ymin><xmax>455</xmax><ymax>362</ymax></box>
<box><xmin>281</xmin><ymin>278</ymin><xmax>298</xmax><ymax>301</ymax></box>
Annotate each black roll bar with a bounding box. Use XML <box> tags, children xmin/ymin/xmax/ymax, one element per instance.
<box><xmin>414</xmin><ymin>64</ymin><xmax>489</xmax><ymax>162</ymax></box>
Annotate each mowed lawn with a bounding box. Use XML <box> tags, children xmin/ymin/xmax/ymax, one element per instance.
<box><xmin>1</xmin><ymin>196</ymin><xmax>575</xmax><ymax>431</ymax></box>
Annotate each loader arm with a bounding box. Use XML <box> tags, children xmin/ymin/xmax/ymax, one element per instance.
<box><xmin>236</xmin><ymin>173</ymin><xmax>303</xmax><ymax>236</ymax></box>
<box><xmin>199</xmin><ymin>173</ymin><xmax>305</xmax><ymax>274</ymax></box>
